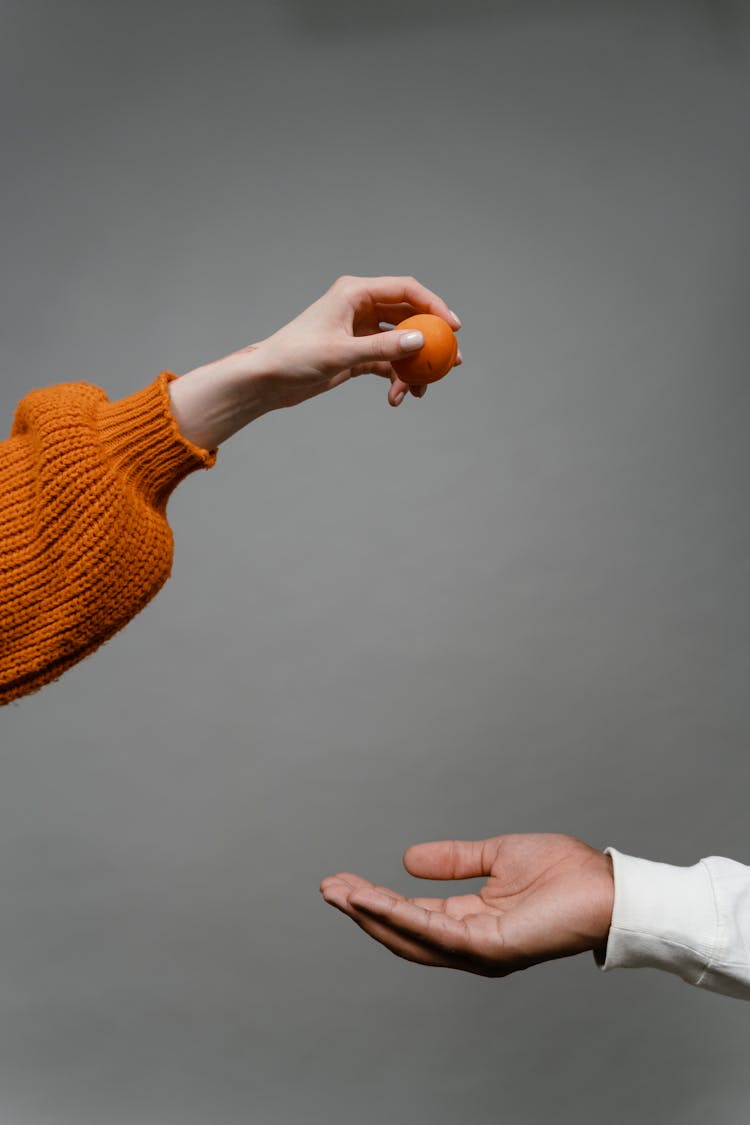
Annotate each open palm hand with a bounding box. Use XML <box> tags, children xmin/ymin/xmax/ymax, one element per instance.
<box><xmin>321</xmin><ymin>834</ymin><xmax>614</xmax><ymax>976</ymax></box>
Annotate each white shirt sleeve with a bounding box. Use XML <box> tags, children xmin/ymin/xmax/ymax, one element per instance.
<box><xmin>595</xmin><ymin>848</ymin><xmax>750</xmax><ymax>1000</ymax></box>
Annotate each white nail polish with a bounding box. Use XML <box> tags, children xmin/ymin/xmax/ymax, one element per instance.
<box><xmin>449</xmin><ymin>310</ymin><xmax>462</xmax><ymax>328</ymax></box>
<box><xmin>400</xmin><ymin>330</ymin><xmax>424</xmax><ymax>351</ymax></box>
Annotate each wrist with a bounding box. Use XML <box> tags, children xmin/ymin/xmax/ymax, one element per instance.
<box><xmin>590</xmin><ymin>851</ymin><xmax>615</xmax><ymax>959</ymax></box>
<box><xmin>170</xmin><ymin>346</ymin><xmax>271</xmax><ymax>448</ymax></box>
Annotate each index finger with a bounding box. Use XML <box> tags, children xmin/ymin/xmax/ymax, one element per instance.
<box><xmin>344</xmin><ymin>275</ymin><xmax>461</xmax><ymax>329</ymax></box>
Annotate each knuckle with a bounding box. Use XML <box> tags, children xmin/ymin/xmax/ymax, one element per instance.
<box><xmin>371</xmin><ymin>333</ymin><xmax>390</xmax><ymax>360</ymax></box>
<box><xmin>334</xmin><ymin>274</ymin><xmax>360</xmax><ymax>292</ymax></box>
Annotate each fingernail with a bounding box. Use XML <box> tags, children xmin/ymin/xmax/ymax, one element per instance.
<box><xmin>449</xmin><ymin>310</ymin><xmax>462</xmax><ymax>328</ymax></box>
<box><xmin>394</xmin><ymin>390</ymin><xmax>405</xmax><ymax>406</ymax></box>
<box><xmin>456</xmin><ymin>349</ymin><xmax>463</xmax><ymax>364</ymax></box>
<box><xmin>400</xmin><ymin>330</ymin><xmax>424</xmax><ymax>351</ymax></box>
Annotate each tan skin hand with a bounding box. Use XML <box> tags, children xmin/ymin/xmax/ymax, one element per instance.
<box><xmin>168</xmin><ymin>275</ymin><xmax>462</xmax><ymax>450</ymax></box>
<box><xmin>320</xmin><ymin>834</ymin><xmax>614</xmax><ymax>977</ymax></box>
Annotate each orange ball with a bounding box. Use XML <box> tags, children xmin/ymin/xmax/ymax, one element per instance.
<box><xmin>391</xmin><ymin>313</ymin><xmax>458</xmax><ymax>385</ymax></box>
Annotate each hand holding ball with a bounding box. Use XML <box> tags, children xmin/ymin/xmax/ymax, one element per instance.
<box><xmin>392</xmin><ymin>314</ymin><xmax>458</xmax><ymax>385</ymax></box>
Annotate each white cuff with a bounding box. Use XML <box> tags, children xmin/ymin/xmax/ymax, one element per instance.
<box><xmin>596</xmin><ymin>849</ymin><xmax>750</xmax><ymax>1000</ymax></box>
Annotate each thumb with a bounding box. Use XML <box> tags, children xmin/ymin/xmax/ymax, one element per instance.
<box><xmin>403</xmin><ymin>839</ymin><xmax>493</xmax><ymax>881</ymax></box>
<box><xmin>347</xmin><ymin>327</ymin><xmax>425</xmax><ymax>368</ymax></box>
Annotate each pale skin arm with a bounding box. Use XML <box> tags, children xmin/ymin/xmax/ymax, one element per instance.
<box><xmin>321</xmin><ymin>834</ymin><xmax>614</xmax><ymax>976</ymax></box>
<box><xmin>167</xmin><ymin>275</ymin><xmax>462</xmax><ymax>450</ymax></box>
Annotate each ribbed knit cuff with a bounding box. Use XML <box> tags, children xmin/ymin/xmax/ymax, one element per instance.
<box><xmin>96</xmin><ymin>372</ymin><xmax>217</xmax><ymax>511</ymax></box>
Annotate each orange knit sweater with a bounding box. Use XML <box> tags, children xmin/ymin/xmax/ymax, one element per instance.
<box><xmin>0</xmin><ymin>372</ymin><xmax>215</xmax><ymax>705</ymax></box>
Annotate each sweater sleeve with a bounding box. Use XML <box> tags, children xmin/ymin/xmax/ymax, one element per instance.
<box><xmin>595</xmin><ymin>848</ymin><xmax>750</xmax><ymax>1000</ymax></box>
<box><xmin>0</xmin><ymin>372</ymin><xmax>216</xmax><ymax>705</ymax></box>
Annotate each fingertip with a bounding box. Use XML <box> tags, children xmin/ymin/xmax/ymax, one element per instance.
<box><xmin>322</xmin><ymin>886</ymin><xmax>351</xmax><ymax>912</ymax></box>
<box><xmin>389</xmin><ymin>382</ymin><xmax>408</xmax><ymax>406</ymax></box>
<box><xmin>398</xmin><ymin>329</ymin><xmax>425</xmax><ymax>352</ymax></box>
<box><xmin>402</xmin><ymin>840</ymin><xmax>448</xmax><ymax>878</ymax></box>
<box><xmin>389</xmin><ymin>374</ymin><xmax>411</xmax><ymax>406</ymax></box>
<box><xmin>320</xmin><ymin>880</ymin><xmax>343</xmax><ymax>903</ymax></box>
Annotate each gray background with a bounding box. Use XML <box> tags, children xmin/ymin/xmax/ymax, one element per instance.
<box><xmin>1</xmin><ymin>1</ymin><xmax>749</xmax><ymax>1122</ymax></box>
